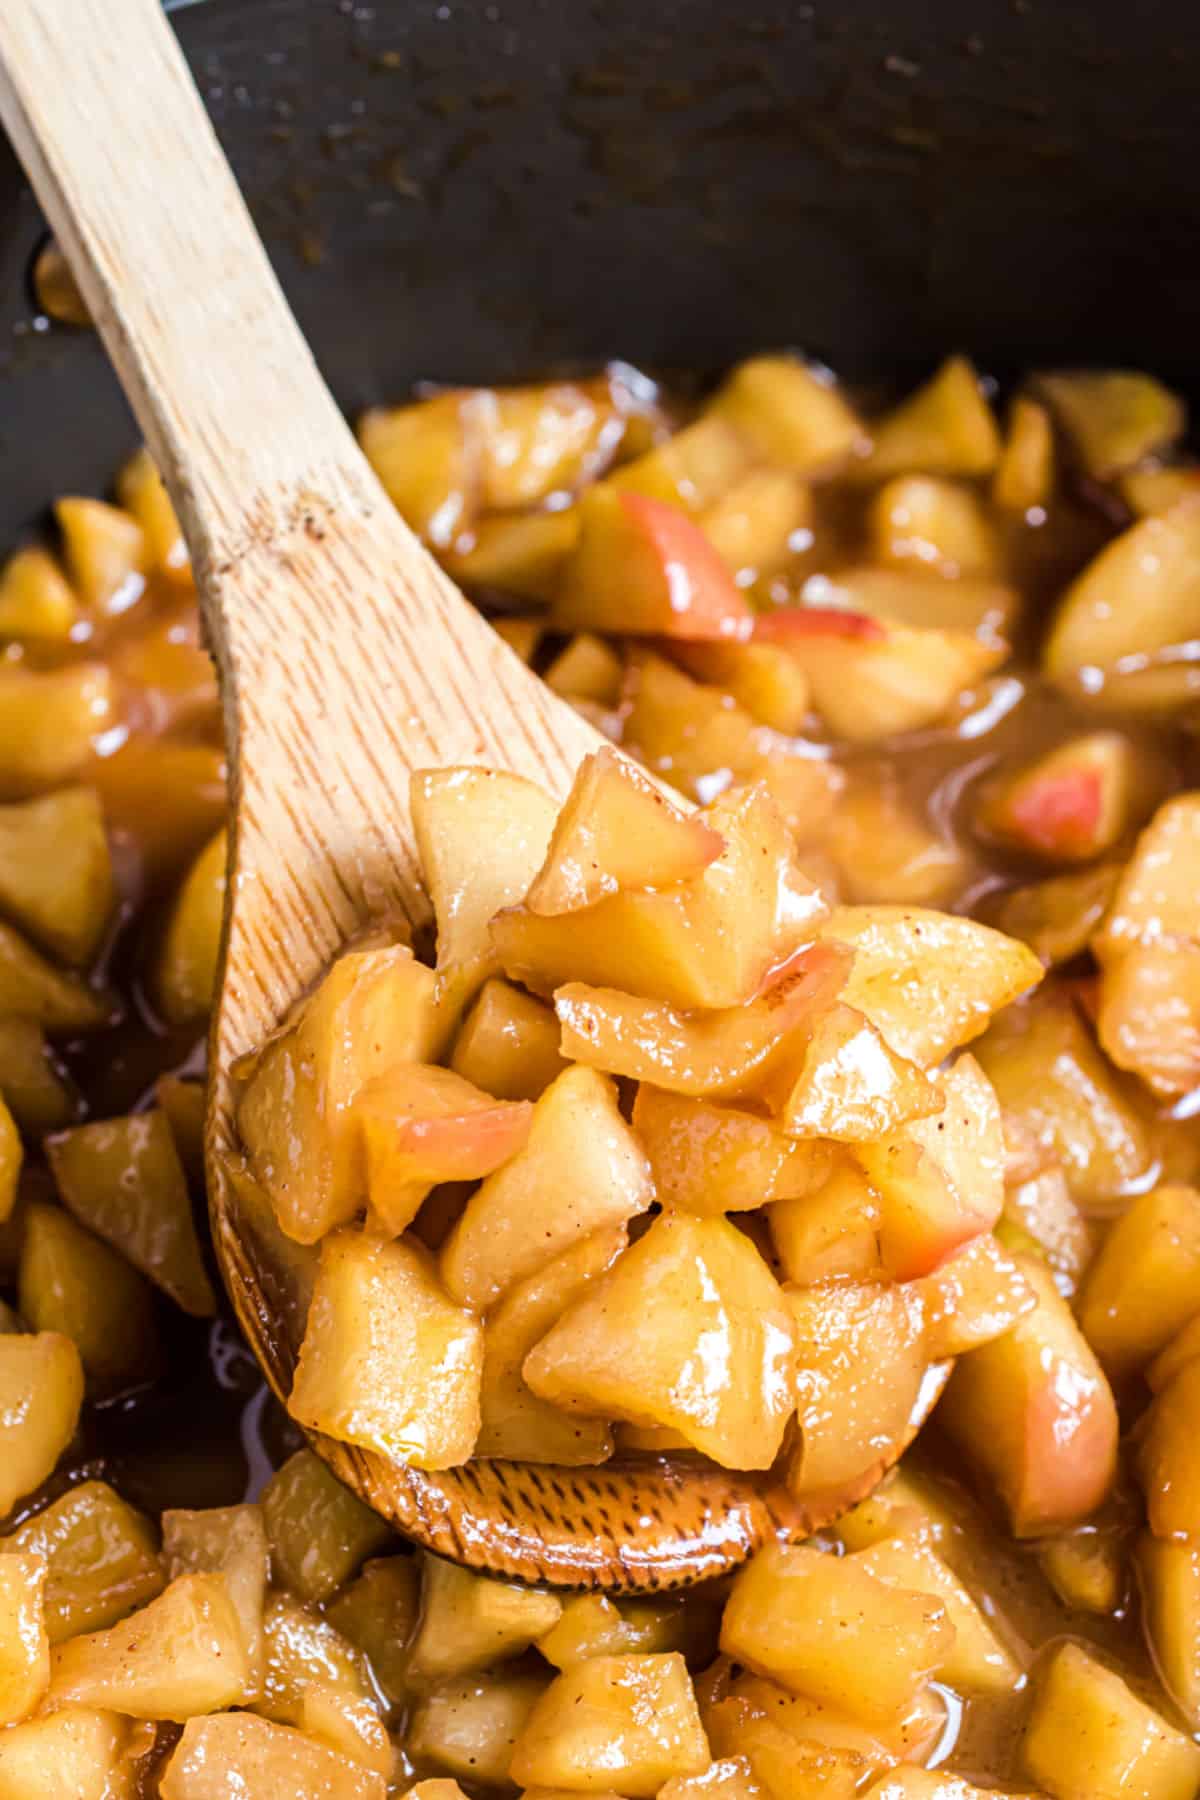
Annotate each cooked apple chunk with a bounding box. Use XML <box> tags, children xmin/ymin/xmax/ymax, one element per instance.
<box><xmin>510</xmin><ymin>1653</ymin><xmax>711</xmax><ymax>1796</ymax></box>
<box><xmin>260</xmin><ymin>1448</ymin><xmax>391</xmax><ymax>1605</ymax></box>
<box><xmin>289</xmin><ymin>1230</ymin><xmax>483</xmax><ymax>1468</ymax></box>
<box><xmin>768</xmin><ymin>1155</ymin><xmax>884</xmax><ymax>1283</ymax></box>
<box><xmin>1077</xmin><ymin>1186</ymin><xmax>1200</xmax><ymax>1378</ymax></box>
<box><xmin>525</xmin><ymin>748</ymin><xmax>724</xmax><ymax>915</ymax></box>
<box><xmin>477</xmin><ymin>1228</ymin><xmax>626</xmax><ymax>1464</ymax></box>
<box><xmin>154</xmin><ymin>828</ymin><xmax>226</xmax><ymax>1023</ymax></box>
<box><xmin>940</xmin><ymin>1254</ymin><xmax>1118</xmax><ymax>1536</ymax></box>
<box><xmin>412</xmin><ymin>766</ymin><xmax>558</xmax><ymax>1002</ymax></box>
<box><xmin>407</xmin><ymin>1669</ymin><xmax>549</xmax><ymax>1786</ymax></box>
<box><xmin>1022</xmin><ymin>1641</ymin><xmax>1200</xmax><ymax>1800</ymax></box>
<box><xmin>1138</xmin><ymin>1358</ymin><xmax>1200</xmax><ymax>1539</ymax></box>
<box><xmin>408</xmin><ymin>1553</ymin><xmax>562</xmax><ymax>1684</ymax></box>
<box><xmin>858</xmin><ymin>357</ymin><xmax>1001</xmax><ymax>481</ymax></box>
<box><xmin>632</xmin><ymin>1084</ymin><xmax>832</xmax><ymax>1214</ymax></box>
<box><xmin>975</xmin><ymin>732</ymin><xmax>1167</xmax><ymax>864</ymax></box>
<box><xmin>784</xmin><ymin>1280</ymin><xmax>928</xmax><ymax>1500</ymax></box>
<box><xmin>160</xmin><ymin>1712</ymin><xmax>386</xmax><ymax>1799</ymax></box>
<box><xmin>854</xmin><ymin>1056</ymin><xmax>1005</xmax><ymax>1279</ymax></box>
<box><xmin>0</xmin><ymin>1330</ymin><xmax>83</xmax><ymax>1515</ymax></box>
<box><xmin>0</xmin><ymin>1707</ymin><xmax>136</xmax><ymax>1800</ymax></box>
<box><xmin>818</xmin><ymin>904</ymin><xmax>1042</xmax><ymax>1066</ymax></box>
<box><xmin>556</xmin><ymin>940</ymin><xmax>849</xmax><ymax>1100</ymax></box>
<box><xmin>440</xmin><ymin>1065</ymin><xmax>650</xmax><ymax>1311</ymax></box>
<box><xmin>354</xmin><ymin>1064</ymin><xmax>531</xmax><ymax>1237</ymax></box>
<box><xmin>1035</xmin><ymin>369</ymin><xmax>1185</xmax><ymax>480</ymax></box>
<box><xmin>496</xmin><ymin>783</ymin><xmax>827</xmax><ymax>1011</ymax></box>
<box><xmin>0</xmin><ymin>787</ymin><xmax>114</xmax><ymax>966</ymax></box>
<box><xmin>449</xmin><ymin>978</ymin><xmax>566</xmax><ymax>1102</ymax></box>
<box><xmin>917</xmin><ymin>1232</ymin><xmax>1037</xmax><ymax>1359</ymax></box>
<box><xmin>0</xmin><ymin>1554</ymin><xmax>49</xmax><ymax>1725</ymax></box>
<box><xmin>850</xmin><ymin>1534</ymin><xmax>1023</xmax><ymax>1695</ymax></box>
<box><xmin>721</xmin><ymin>1544</ymin><xmax>953</xmax><ymax>1725</ymax></box>
<box><xmin>709</xmin><ymin>354</ymin><xmax>866</xmax><ymax>473</ymax></box>
<box><xmin>523</xmin><ymin>1213</ymin><xmax>796</xmax><ymax>1469</ymax></box>
<box><xmin>237</xmin><ymin>941</ymin><xmax>451</xmax><ymax>1244</ymax></box>
<box><xmin>5</xmin><ymin>1481</ymin><xmax>165</xmax><ymax>1645</ymax></box>
<box><xmin>48</xmin><ymin>1572</ymin><xmax>249</xmax><ymax>1720</ymax></box>
<box><xmin>772</xmin><ymin>1002</ymin><xmax>944</xmax><ymax>1141</ymax></box>
<box><xmin>162</xmin><ymin>1505</ymin><xmax>267</xmax><ymax>1701</ymax></box>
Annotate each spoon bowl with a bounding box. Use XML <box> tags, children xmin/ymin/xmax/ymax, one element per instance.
<box><xmin>0</xmin><ymin>0</ymin><xmax>949</xmax><ymax>1589</ymax></box>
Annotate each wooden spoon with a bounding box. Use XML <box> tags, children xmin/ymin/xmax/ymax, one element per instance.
<box><xmin>0</xmin><ymin>0</ymin><xmax>947</xmax><ymax>1590</ymax></box>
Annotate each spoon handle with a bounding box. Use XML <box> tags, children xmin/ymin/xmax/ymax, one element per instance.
<box><xmin>0</xmin><ymin>0</ymin><xmax>367</xmax><ymax>565</ymax></box>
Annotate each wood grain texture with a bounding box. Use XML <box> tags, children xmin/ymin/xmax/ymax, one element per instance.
<box><xmin>0</xmin><ymin>0</ymin><xmax>944</xmax><ymax>1589</ymax></box>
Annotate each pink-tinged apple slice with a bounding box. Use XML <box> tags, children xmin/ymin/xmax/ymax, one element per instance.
<box><xmin>976</xmin><ymin>731</ymin><xmax>1169</xmax><ymax>865</ymax></box>
<box><xmin>754</xmin><ymin>605</ymin><xmax>888</xmax><ymax>643</ymax></box>
<box><xmin>525</xmin><ymin>748</ymin><xmax>725</xmax><ymax>916</ymax></box>
<box><xmin>938</xmin><ymin>1252</ymin><xmax>1119</xmax><ymax>1536</ymax></box>
<box><xmin>552</xmin><ymin>487</ymin><xmax>755</xmax><ymax>641</ymax></box>
<box><xmin>355</xmin><ymin>1064</ymin><xmax>532</xmax><ymax>1236</ymax></box>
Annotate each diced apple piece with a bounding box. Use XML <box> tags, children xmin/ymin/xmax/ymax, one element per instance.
<box><xmin>1096</xmin><ymin>941</ymin><xmax>1200</xmax><ymax>1100</ymax></box>
<box><xmin>993</xmin><ymin>396</ymin><xmax>1055</xmax><ymax>514</ymax></box>
<box><xmin>0</xmin><ymin>544</ymin><xmax>78</xmax><ymax>641</ymax></box>
<box><xmin>721</xmin><ymin>1544</ymin><xmax>952</xmax><ymax>1725</ymax></box>
<box><xmin>671</xmin><ymin>639</ymin><xmax>812</xmax><ymax>735</ymax></box>
<box><xmin>0</xmin><ymin>788</ymin><xmax>114</xmax><ymax>965</ymax></box>
<box><xmin>1098</xmin><ymin>794</ymin><xmax>1200</xmax><ymax>953</ymax></box>
<box><xmin>359</xmin><ymin>393</ymin><xmax>472</xmax><ymax>547</ymax></box>
<box><xmin>1124</xmin><ymin>464</ymin><xmax>1200</xmax><ymax>517</ymax></box>
<box><xmin>1038</xmin><ymin>1511</ymin><xmax>1129</xmax><ymax>1617</ymax></box>
<box><xmin>0</xmin><ymin>918</ymin><xmax>114</xmax><ymax>1033</ymax></box>
<box><xmin>869</xmin><ymin>476</ymin><xmax>1000</xmax><ymax>578</ymax></box>
<box><xmin>474</xmin><ymin>380</ymin><xmax>622</xmax><ymax>510</ymax></box>
<box><xmin>354</xmin><ymin>1065</ymin><xmax>531</xmax><ymax>1237</ymax></box>
<box><xmin>1077</xmin><ymin>1186</ymin><xmax>1200</xmax><ymax>1377</ymax></box>
<box><xmin>974</xmin><ymin>985</ymin><xmax>1154</xmax><ymax>1206</ymax></box>
<box><xmin>553</xmin><ymin>488</ymin><xmax>754</xmax><ymax>641</ymax></box>
<box><xmin>1035</xmin><ymin>370</ymin><xmax>1185</xmax><ymax>480</ymax></box>
<box><xmin>784</xmin><ymin>565</ymin><xmax>1015</xmax><ymax>640</ymax></box>
<box><xmin>510</xmin><ymin>1653</ymin><xmax>710</xmax><ymax>1797</ymax></box>
<box><xmin>784</xmin><ymin>1281</ymin><xmax>928</xmax><ymax>1501</ymax></box>
<box><xmin>47</xmin><ymin>1109</ymin><xmax>214</xmax><ymax>1314</ymax></box>
<box><xmin>975</xmin><ymin>732</ymin><xmax>1167</xmax><ymax>864</ymax></box>
<box><xmin>850</xmin><ymin>1534</ymin><xmax>1023</xmax><ymax>1695</ymax></box>
<box><xmin>256</xmin><ymin>1591</ymin><xmax>377</xmax><ymax>1726</ymax></box>
<box><xmin>1044</xmin><ymin>506</ymin><xmax>1200</xmax><ymax>703</ymax></box>
<box><xmin>700</xmin><ymin>467</ymin><xmax>810</xmax><ymax>583</ymax></box>
<box><xmin>1149</xmin><ymin>1311</ymin><xmax>1200</xmax><ymax>1394</ymax></box>
<box><xmin>407</xmin><ymin>1669</ymin><xmax>549</xmax><ymax>1786</ymax></box>
<box><xmin>115</xmin><ymin>446</ymin><xmax>191</xmax><ymax>583</ymax></box>
<box><xmin>866</xmin><ymin>1773</ymin><xmax>1041</xmax><ymax>1800</ymax></box>
<box><xmin>706</xmin><ymin>1667</ymin><xmax>947</xmax><ymax>1773</ymax></box>
<box><xmin>300</xmin><ymin>1680</ymin><xmax>394</xmax><ymax>1778</ymax></box>
<box><xmin>544</xmin><ymin>632</ymin><xmax>624</xmax><ymax>705</ymax></box>
<box><xmin>450</xmin><ymin>514</ymin><xmax>578</xmax><ymax>604</ymax></box>
<box><xmin>0</xmin><ymin>1331</ymin><xmax>82</xmax><ymax>1514</ymax></box>
<box><xmin>237</xmin><ymin>941</ymin><xmax>450</xmax><ymax>1244</ymax></box>
<box><xmin>163</xmin><ymin>1504</ymin><xmax>266</xmax><ymax>1701</ymax></box>
<box><xmin>408</xmin><ymin>1553</ymin><xmax>562</xmax><ymax>1684</ymax></box>
<box><xmin>48</xmin><ymin>1572</ymin><xmax>249</xmax><ymax>1719</ymax></box>
<box><xmin>535</xmin><ymin>1593</ymin><xmax>631</xmax><ymax>1669</ymax></box>
<box><xmin>1022</xmin><ymin>1641</ymin><xmax>1200</xmax><ymax>1800</ymax></box>
<box><xmin>0</xmin><ymin>1099</ymin><xmax>18</xmax><ymax>1226</ymax></box>
<box><xmin>609</xmin><ymin>413</ymin><xmax>754</xmax><ymax>512</ymax></box>
<box><xmin>326</xmin><ymin>1555</ymin><xmax>419</xmax><ymax>1706</ymax></box>
<box><xmin>524</xmin><ymin>1213</ymin><xmax>795</xmax><ymax>1470</ymax></box>
<box><xmin>755</xmin><ymin>609</ymin><xmax>1005</xmax><ymax>742</ymax></box>
<box><xmin>768</xmin><ymin>1155</ymin><xmax>883</xmax><ymax>1283</ymax></box>
<box><xmin>440</xmin><ymin>1065</ymin><xmax>650</xmax><ymax>1311</ymax></box>
<box><xmin>5</xmin><ymin>1480</ymin><xmax>164</xmax><ymax>1643</ymax></box>
<box><xmin>633</xmin><ymin>1085</ymin><xmax>832</xmax><ymax>1215</ymax></box>
<box><xmin>1137</xmin><ymin>1532</ymin><xmax>1200</xmax><ymax>1727</ymax></box>
<box><xmin>55</xmin><ymin>497</ymin><xmax>145</xmax><ymax>615</ymax></box>
<box><xmin>154</xmin><ymin>829</ymin><xmax>226</xmax><ymax>1023</ymax></box>
<box><xmin>0</xmin><ymin>663</ymin><xmax>115</xmax><ymax>791</ymax></box>
<box><xmin>111</xmin><ymin>606</ymin><xmax>219</xmax><ymax>736</ymax></box>
<box><xmin>499</xmin><ymin>779</ymin><xmax>826</xmax><ymax>1011</ymax></box>
<box><xmin>939</xmin><ymin>1253</ymin><xmax>1118</xmax><ymax>1536</ymax></box>
<box><xmin>989</xmin><ymin>861</ymin><xmax>1122</xmax><ymax>968</ymax></box>
<box><xmin>0</xmin><ymin>1016</ymin><xmax>75</xmax><ymax>1134</ymax></box>
<box><xmin>412</xmin><ymin>766</ymin><xmax>558</xmax><ymax>1003</ymax></box>
<box><xmin>477</xmin><ymin>1228</ymin><xmax>625</xmax><ymax>1464</ymax></box>
<box><xmin>709</xmin><ymin>355</ymin><xmax>866</xmax><ymax>473</ymax></box>
<box><xmin>817</xmin><ymin>904</ymin><xmax>1042</xmax><ymax>1067</ymax></box>
<box><xmin>0</xmin><ymin>1707</ymin><xmax>135</xmax><ymax>1800</ymax></box>
<box><xmin>1000</xmin><ymin>1167</ymin><xmax>1092</xmax><ymax>1294</ymax></box>
<box><xmin>917</xmin><ymin>1232</ymin><xmax>1038</xmax><ymax>1358</ymax></box>
<box><xmin>450</xmin><ymin>978</ymin><xmax>566</xmax><ymax>1102</ymax></box>
<box><xmin>0</xmin><ymin>1553</ymin><xmax>48</xmax><ymax>1724</ymax></box>
<box><xmin>90</xmin><ymin>737</ymin><xmax>225</xmax><ymax>886</ymax></box>
<box><xmin>556</xmin><ymin>940</ymin><xmax>848</xmax><ymax>1100</ymax></box>
<box><xmin>289</xmin><ymin>1231</ymin><xmax>483</xmax><ymax>1469</ymax></box>
<box><xmin>858</xmin><ymin>357</ymin><xmax>1000</xmax><ymax>480</ymax></box>
<box><xmin>823</xmin><ymin>767</ymin><xmax>972</xmax><ymax>908</ymax></box>
<box><xmin>1138</xmin><ymin>1358</ymin><xmax>1200</xmax><ymax>1538</ymax></box>
<box><xmin>773</xmin><ymin>1002</ymin><xmax>943</xmax><ymax>1142</ymax></box>
<box><xmin>18</xmin><ymin>1200</ymin><xmax>161</xmax><ymax>1397</ymax></box>
<box><xmin>161</xmin><ymin>1712</ymin><xmax>386</xmax><ymax>1800</ymax></box>
<box><xmin>854</xmin><ymin>1056</ymin><xmax>1005</xmax><ymax>1279</ymax></box>
<box><xmin>526</xmin><ymin>749</ymin><xmax>724</xmax><ymax>916</ymax></box>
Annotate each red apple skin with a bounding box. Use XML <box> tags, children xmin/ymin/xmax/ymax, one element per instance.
<box><xmin>880</xmin><ymin>1186</ymin><xmax>999</xmax><ymax>1283</ymax></box>
<box><xmin>753</xmin><ymin>604</ymin><xmax>888</xmax><ymax>644</ymax></box>
<box><xmin>1007</xmin><ymin>766</ymin><xmax>1104</xmax><ymax>858</ymax></box>
<box><xmin>384</xmin><ymin>1103</ymin><xmax>533</xmax><ymax>1180</ymax></box>
<box><xmin>619</xmin><ymin>492</ymin><xmax>756</xmax><ymax>641</ymax></box>
<box><xmin>938</xmin><ymin>1254</ymin><xmax>1119</xmax><ymax>1536</ymax></box>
